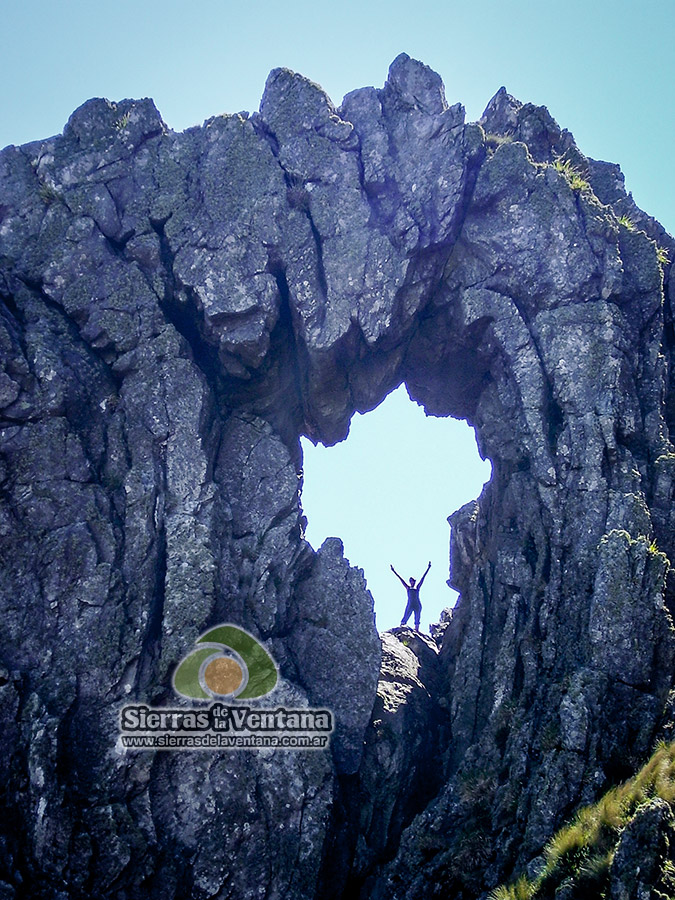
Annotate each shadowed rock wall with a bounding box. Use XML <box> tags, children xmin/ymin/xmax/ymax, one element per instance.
<box><xmin>1</xmin><ymin>53</ymin><xmax>674</xmax><ymax>899</ymax></box>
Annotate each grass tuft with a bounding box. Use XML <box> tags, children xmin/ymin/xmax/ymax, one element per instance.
<box><xmin>115</xmin><ymin>111</ymin><xmax>131</xmax><ymax>130</ymax></box>
<box><xmin>657</xmin><ymin>245</ymin><xmax>670</xmax><ymax>267</ymax></box>
<box><xmin>552</xmin><ymin>157</ymin><xmax>591</xmax><ymax>193</ymax></box>
<box><xmin>489</xmin><ymin>875</ymin><xmax>533</xmax><ymax>900</ymax></box>
<box><xmin>38</xmin><ymin>182</ymin><xmax>62</xmax><ymax>205</ymax></box>
<box><xmin>617</xmin><ymin>213</ymin><xmax>636</xmax><ymax>231</ymax></box>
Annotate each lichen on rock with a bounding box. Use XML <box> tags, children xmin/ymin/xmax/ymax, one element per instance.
<box><xmin>1</xmin><ymin>53</ymin><xmax>675</xmax><ymax>900</ymax></box>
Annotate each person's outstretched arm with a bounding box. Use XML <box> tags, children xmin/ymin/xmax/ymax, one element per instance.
<box><xmin>390</xmin><ymin>564</ymin><xmax>407</xmax><ymax>587</ymax></box>
<box><xmin>417</xmin><ymin>561</ymin><xmax>432</xmax><ymax>588</ymax></box>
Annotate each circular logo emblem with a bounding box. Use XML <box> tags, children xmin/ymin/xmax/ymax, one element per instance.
<box><xmin>172</xmin><ymin>625</ymin><xmax>278</xmax><ymax>700</ymax></box>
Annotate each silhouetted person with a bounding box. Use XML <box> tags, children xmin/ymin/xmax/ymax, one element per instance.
<box><xmin>391</xmin><ymin>561</ymin><xmax>431</xmax><ymax>632</ymax></box>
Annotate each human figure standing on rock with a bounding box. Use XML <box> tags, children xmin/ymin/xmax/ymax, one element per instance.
<box><xmin>390</xmin><ymin>561</ymin><xmax>431</xmax><ymax>632</ymax></box>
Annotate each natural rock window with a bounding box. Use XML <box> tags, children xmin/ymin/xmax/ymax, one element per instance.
<box><xmin>1</xmin><ymin>52</ymin><xmax>675</xmax><ymax>900</ymax></box>
<box><xmin>300</xmin><ymin>384</ymin><xmax>492</xmax><ymax>630</ymax></box>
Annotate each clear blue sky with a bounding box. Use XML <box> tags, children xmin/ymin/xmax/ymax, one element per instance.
<box><xmin>2</xmin><ymin>0</ymin><xmax>673</xmax><ymax>630</ymax></box>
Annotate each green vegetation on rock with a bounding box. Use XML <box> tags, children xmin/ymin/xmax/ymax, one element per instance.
<box><xmin>490</xmin><ymin>740</ymin><xmax>675</xmax><ymax>900</ymax></box>
<box><xmin>552</xmin><ymin>157</ymin><xmax>591</xmax><ymax>193</ymax></box>
<box><xmin>617</xmin><ymin>213</ymin><xmax>636</xmax><ymax>231</ymax></box>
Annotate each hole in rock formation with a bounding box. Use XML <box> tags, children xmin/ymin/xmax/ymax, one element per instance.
<box><xmin>3</xmin><ymin>52</ymin><xmax>675</xmax><ymax>900</ymax></box>
<box><xmin>300</xmin><ymin>384</ymin><xmax>492</xmax><ymax>631</ymax></box>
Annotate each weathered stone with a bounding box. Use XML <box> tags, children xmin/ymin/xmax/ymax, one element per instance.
<box><xmin>353</xmin><ymin>630</ymin><xmax>445</xmax><ymax>874</ymax></box>
<box><xmin>609</xmin><ymin>798</ymin><xmax>675</xmax><ymax>900</ymax></box>
<box><xmin>1</xmin><ymin>53</ymin><xmax>674</xmax><ymax>900</ymax></box>
<box><xmin>289</xmin><ymin>537</ymin><xmax>381</xmax><ymax>774</ymax></box>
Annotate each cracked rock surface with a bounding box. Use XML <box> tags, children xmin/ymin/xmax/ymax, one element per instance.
<box><xmin>1</xmin><ymin>53</ymin><xmax>675</xmax><ymax>899</ymax></box>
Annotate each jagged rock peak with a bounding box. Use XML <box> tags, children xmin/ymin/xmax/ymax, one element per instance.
<box><xmin>0</xmin><ymin>55</ymin><xmax>674</xmax><ymax>900</ymax></box>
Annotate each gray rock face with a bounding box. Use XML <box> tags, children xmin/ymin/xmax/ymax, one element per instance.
<box><xmin>320</xmin><ymin>628</ymin><xmax>446</xmax><ymax>899</ymax></box>
<box><xmin>1</xmin><ymin>54</ymin><xmax>675</xmax><ymax>899</ymax></box>
<box><xmin>609</xmin><ymin>798</ymin><xmax>675</xmax><ymax>900</ymax></box>
<box><xmin>289</xmin><ymin>537</ymin><xmax>381</xmax><ymax>774</ymax></box>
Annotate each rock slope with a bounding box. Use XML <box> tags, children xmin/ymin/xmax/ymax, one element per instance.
<box><xmin>1</xmin><ymin>53</ymin><xmax>674</xmax><ymax>899</ymax></box>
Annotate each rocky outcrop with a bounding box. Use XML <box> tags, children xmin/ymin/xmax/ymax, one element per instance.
<box><xmin>1</xmin><ymin>53</ymin><xmax>675</xmax><ymax>899</ymax></box>
<box><xmin>609</xmin><ymin>798</ymin><xmax>675</xmax><ymax>900</ymax></box>
<box><xmin>488</xmin><ymin>738</ymin><xmax>675</xmax><ymax>899</ymax></box>
<box><xmin>320</xmin><ymin>629</ymin><xmax>446</xmax><ymax>899</ymax></box>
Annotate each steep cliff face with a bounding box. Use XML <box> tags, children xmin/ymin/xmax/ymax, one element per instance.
<box><xmin>1</xmin><ymin>54</ymin><xmax>674</xmax><ymax>899</ymax></box>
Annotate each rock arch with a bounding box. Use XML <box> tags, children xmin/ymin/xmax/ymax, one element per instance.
<box><xmin>1</xmin><ymin>53</ymin><xmax>674</xmax><ymax>899</ymax></box>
